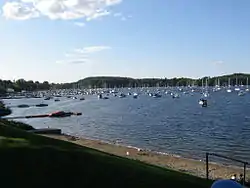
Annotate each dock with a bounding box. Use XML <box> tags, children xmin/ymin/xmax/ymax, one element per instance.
<box><xmin>28</xmin><ymin>128</ymin><xmax>62</xmax><ymax>135</ymax></box>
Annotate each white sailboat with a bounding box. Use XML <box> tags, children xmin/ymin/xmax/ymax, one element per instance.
<box><xmin>246</xmin><ymin>77</ymin><xmax>249</xmax><ymax>92</ymax></box>
<box><xmin>217</xmin><ymin>78</ymin><xmax>221</xmax><ymax>90</ymax></box>
<box><xmin>202</xmin><ymin>78</ymin><xmax>209</xmax><ymax>97</ymax></box>
<box><xmin>234</xmin><ymin>75</ymin><xmax>240</xmax><ymax>91</ymax></box>
<box><xmin>213</xmin><ymin>78</ymin><xmax>221</xmax><ymax>92</ymax></box>
<box><xmin>227</xmin><ymin>78</ymin><xmax>232</xmax><ymax>93</ymax></box>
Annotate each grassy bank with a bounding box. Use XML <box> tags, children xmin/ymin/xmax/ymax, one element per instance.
<box><xmin>0</xmin><ymin>120</ymin><xmax>212</xmax><ymax>188</ymax></box>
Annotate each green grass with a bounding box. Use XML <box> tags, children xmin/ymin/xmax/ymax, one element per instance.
<box><xmin>0</xmin><ymin>120</ymin><xmax>212</xmax><ymax>188</ymax></box>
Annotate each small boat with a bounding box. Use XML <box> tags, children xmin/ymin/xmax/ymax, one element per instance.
<box><xmin>202</xmin><ymin>92</ymin><xmax>209</xmax><ymax>98</ymax></box>
<box><xmin>153</xmin><ymin>93</ymin><xmax>161</xmax><ymax>98</ymax></box>
<box><xmin>72</xmin><ymin>97</ymin><xmax>77</xmax><ymax>100</ymax></box>
<box><xmin>54</xmin><ymin>99</ymin><xmax>60</xmax><ymax>102</ymax></box>
<box><xmin>119</xmin><ymin>93</ymin><xmax>126</xmax><ymax>98</ymax></box>
<box><xmin>80</xmin><ymin>97</ymin><xmax>85</xmax><ymax>101</ymax></box>
<box><xmin>44</xmin><ymin>97</ymin><xmax>51</xmax><ymax>100</ymax></box>
<box><xmin>238</xmin><ymin>91</ymin><xmax>245</xmax><ymax>96</ymax></box>
<box><xmin>98</xmin><ymin>94</ymin><xmax>103</xmax><ymax>99</ymax></box>
<box><xmin>49</xmin><ymin>111</ymin><xmax>82</xmax><ymax>118</ymax></box>
<box><xmin>133</xmin><ymin>93</ymin><xmax>138</xmax><ymax>99</ymax></box>
<box><xmin>17</xmin><ymin>104</ymin><xmax>30</xmax><ymax>108</ymax></box>
<box><xmin>35</xmin><ymin>104</ymin><xmax>48</xmax><ymax>107</ymax></box>
<box><xmin>103</xmin><ymin>96</ymin><xmax>109</xmax><ymax>99</ymax></box>
<box><xmin>199</xmin><ymin>99</ymin><xmax>207</xmax><ymax>107</ymax></box>
<box><xmin>172</xmin><ymin>93</ymin><xmax>179</xmax><ymax>98</ymax></box>
<box><xmin>49</xmin><ymin>111</ymin><xmax>71</xmax><ymax>118</ymax></box>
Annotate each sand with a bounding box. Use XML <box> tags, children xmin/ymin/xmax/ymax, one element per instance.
<box><xmin>43</xmin><ymin>134</ymin><xmax>250</xmax><ymax>180</ymax></box>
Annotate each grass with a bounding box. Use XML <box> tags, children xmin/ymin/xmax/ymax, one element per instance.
<box><xmin>0</xmin><ymin>120</ymin><xmax>213</xmax><ymax>188</ymax></box>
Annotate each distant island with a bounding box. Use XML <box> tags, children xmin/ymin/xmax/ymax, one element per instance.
<box><xmin>0</xmin><ymin>73</ymin><xmax>249</xmax><ymax>94</ymax></box>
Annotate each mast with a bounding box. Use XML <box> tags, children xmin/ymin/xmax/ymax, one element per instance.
<box><xmin>205</xmin><ymin>78</ymin><xmax>208</xmax><ymax>93</ymax></box>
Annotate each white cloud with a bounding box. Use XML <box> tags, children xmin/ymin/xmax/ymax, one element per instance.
<box><xmin>2</xmin><ymin>0</ymin><xmax>122</xmax><ymax>21</ymax></box>
<box><xmin>2</xmin><ymin>1</ymin><xmax>39</xmax><ymax>20</ymax></box>
<box><xmin>81</xmin><ymin>46</ymin><xmax>111</xmax><ymax>53</ymax></box>
<box><xmin>113</xmin><ymin>12</ymin><xmax>132</xmax><ymax>21</ymax></box>
<box><xmin>121</xmin><ymin>16</ymin><xmax>126</xmax><ymax>21</ymax></box>
<box><xmin>56</xmin><ymin>59</ymin><xmax>88</xmax><ymax>64</ymax></box>
<box><xmin>113</xmin><ymin>12</ymin><xmax>122</xmax><ymax>17</ymax></box>
<box><xmin>213</xmin><ymin>61</ymin><xmax>224</xmax><ymax>65</ymax></box>
<box><xmin>86</xmin><ymin>10</ymin><xmax>110</xmax><ymax>21</ymax></box>
<box><xmin>57</xmin><ymin>45</ymin><xmax>111</xmax><ymax>64</ymax></box>
<box><xmin>74</xmin><ymin>22</ymin><xmax>85</xmax><ymax>27</ymax></box>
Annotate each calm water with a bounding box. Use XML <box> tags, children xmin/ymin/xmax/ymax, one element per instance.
<box><xmin>3</xmin><ymin>89</ymin><xmax>250</xmax><ymax>164</ymax></box>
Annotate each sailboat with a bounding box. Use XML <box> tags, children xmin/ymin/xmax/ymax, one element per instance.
<box><xmin>217</xmin><ymin>78</ymin><xmax>221</xmax><ymax>90</ymax></box>
<box><xmin>227</xmin><ymin>78</ymin><xmax>232</xmax><ymax>93</ymax></box>
<box><xmin>202</xmin><ymin>78</ymin><xmax>209</xmax><ymax>97</ymax></box>
<box><xmin>213</xmin><ymin>78</ymin><xmax>221</xmax><ymax>92</ymax></box>
<box><xmin>234</xmin><ymin>75</ymin><xmax>240</xmax><ymax>91</ymax></box>
<box><xmin>246</xmin><ymin>77</ymin><xmax>249</xmax><ymax>92</ymax></box>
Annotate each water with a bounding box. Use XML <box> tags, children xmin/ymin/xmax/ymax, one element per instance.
<box><xmin>3</xmin><ymin>90</ymin><xmax>250</xmax><ymax>165</ymax></box>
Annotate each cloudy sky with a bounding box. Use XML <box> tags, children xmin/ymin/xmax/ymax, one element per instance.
<box><xmin>1</xmin><ymin>0</ymin><xmax>250</xmax><ymax>83</ymax></box>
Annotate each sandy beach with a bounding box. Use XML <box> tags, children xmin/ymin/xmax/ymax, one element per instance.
<box><xmin>43</xmin><ymin>134</ymin><xmax>250</xmax><ymax>180</ymax></box>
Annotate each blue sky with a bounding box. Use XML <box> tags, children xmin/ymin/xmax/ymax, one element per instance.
<box><xmin>1</xmin><ymin>0</ymin><xmax>250</xmax><ymax>83</ymax></box>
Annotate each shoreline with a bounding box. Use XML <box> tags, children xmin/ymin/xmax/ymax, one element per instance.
<box><xmin>43</xmin><ymin>133</ymin><xmax>250</xmax><ymax>180</ymax></box>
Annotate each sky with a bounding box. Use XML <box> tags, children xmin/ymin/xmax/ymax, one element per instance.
<box><xmin>1</xmin><ymin>0</ymin><xmax>250</xmax><ymax>83</ymax></box>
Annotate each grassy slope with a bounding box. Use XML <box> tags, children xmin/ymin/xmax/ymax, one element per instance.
<box><xmin>0</xmin><ymin>121</ymin><xmax>212</xmax><ymax>188</ymax></box>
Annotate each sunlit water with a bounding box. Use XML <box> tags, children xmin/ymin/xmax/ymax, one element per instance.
<box><xmin>3</xmin><ymin>89</ymin><xmax>250</xmax><ymax>165</ymax></box>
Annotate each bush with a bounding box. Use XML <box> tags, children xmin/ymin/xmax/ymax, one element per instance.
<box><xmin>0</xmin><ymin>119</ymin><xmax>35</xmax><ymax>131</ymax></box>
<box><xmin>0</xmin><ymin>101</ymin><xmax>12</xmax><ymax>117</ymax></box>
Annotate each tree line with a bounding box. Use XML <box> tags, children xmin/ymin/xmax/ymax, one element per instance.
<box><xmin>0</xmin><ymin>79</ymin><xmax>50</xmax><ymax>95</ymax></box>
<box><xmin>62</xmin><ymin>73</ymin><xmax>250</xmax><ymax>89</ymax></box>
<box><xmin>0</xmin><ymin>73</ymin><xmax>249</xmax><ymax>95</ymax></box>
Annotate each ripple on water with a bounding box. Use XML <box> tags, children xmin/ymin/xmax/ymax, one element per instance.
<box><xmin>4</xmin><ymin>91</ymin><xmax>250</xmax><ymax>165</ymax></box>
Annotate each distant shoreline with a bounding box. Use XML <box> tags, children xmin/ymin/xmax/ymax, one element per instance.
<box><xmin>43</xmin><ymin>133</ymin><xmax>250</xmax><ymax>180</ymax></box>
<box><xmin>1</xmin><ymin>73</ymin><xmax>249</xmax><ymax>92</ymax></box>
